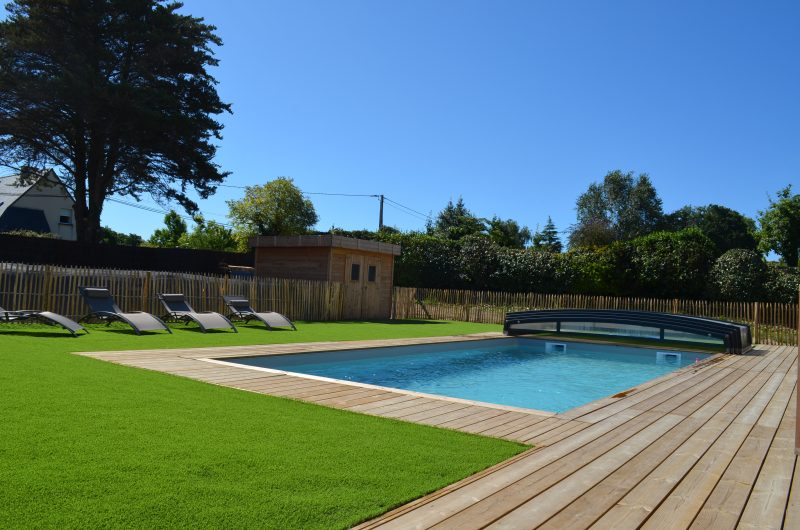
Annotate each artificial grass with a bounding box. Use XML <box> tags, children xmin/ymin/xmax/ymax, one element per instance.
<box><xmin>0</xmin><ymin>321</ymin><xmax>525</xmax><ymax>529</ymax></box>
<box><xmin>0</xmin><ymin>318</ymin><xmax>501</xmax><ymax>354</ymax></box>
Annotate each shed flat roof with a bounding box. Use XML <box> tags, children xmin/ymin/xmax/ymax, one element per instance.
<box><xmin>249</xmin><ymin>234</ymin><xmax>401</xmax><ymax>255</ymax></box>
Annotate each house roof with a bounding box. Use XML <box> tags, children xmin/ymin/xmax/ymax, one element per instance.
<box><xmin>0</xmin><ymin>175</ymin><xmax>38</xmax><ymax>219</ymax></box>
<box><xmin>0</xmin><ymin>170</ymin><xmax>71</xmax><ymax>219</ymax></box>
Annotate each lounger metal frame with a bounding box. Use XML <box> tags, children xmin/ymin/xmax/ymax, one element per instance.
<box><xmin>78</xmin><ymin>287</ymin><xmax>172</xmax><ymax>335</ymax></box>
<box><xmin>157</xmin><ymin>293</ymin><xmax>237</xmax><ymax>333</ymax></box>
<box><xmin>0</xmin><ymin>307</ymin><xmax>86</xmax><ymax>336</ymax></box>
<box><xmin>223</xmin><ymin>295</ymin><xmax>296</xmax><ymax>330</ymax></box>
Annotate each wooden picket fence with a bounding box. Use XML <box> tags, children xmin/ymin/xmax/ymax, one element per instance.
<box><xmin>0</xmin><ymin>263</ymin><xmax>344</xmax><ymax>322</ymax></box>
<box><xmin>2</xmin><ymin>262</ymin><xmax>797</xmax><ymax>346</ymax></box>
<box><xmin>393</xmin><ymin>287</ymin><xmax>800</xmax><ymax>346</ymax></box>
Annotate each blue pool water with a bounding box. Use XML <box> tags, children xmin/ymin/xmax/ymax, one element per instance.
<box><xmin>227</xmin><ymin>338</ymin><xmax>710</xmax><ymax>413</ymax></box>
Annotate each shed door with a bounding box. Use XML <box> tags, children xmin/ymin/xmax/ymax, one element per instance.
<box><xmin>343</xmin><ymin>254</ymin><xmax>363</xmax><ymax>319</ymax></box>
<box><xmin>362</xmin><ymin>258</ymin><xmax>381</xmax><ymax>319</ymax></box>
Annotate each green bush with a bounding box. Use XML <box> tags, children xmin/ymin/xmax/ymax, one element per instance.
<box><xmin>492</xmin><ymin>248</ymin><xmax>564</xmax><ymax>293</ymax></box>
<box><xmin>764</xmin><ymin>264</ymin><xmax>799</xmax><ymax>303</ymax></box>
<box><xmin>709</xmin><ymin>249</ymin><xmax>768</xmax><ymax>301</ymax></box>
<box><xmin>378</xmin><ymin>232</ymin><xmax>462</xmax><ymax>288</ymax></box>
<box><xmin>626</xmin><ymin>228</ymin><xmax>716</xmax><ymax>298</ymax></box>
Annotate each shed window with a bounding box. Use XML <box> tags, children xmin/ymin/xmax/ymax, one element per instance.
<box><xmin>59</xmin><ymin>209</ymin><xmax>73</xmax><ymax>225</ymax></box>
<box><xmin>350</xmin><ymin>263</ymin><xmax>360</xmax><ymax>281</ymax></box>
<box><xmin>368</xmin><ymin>265</ymin><xmax>377</xmax><ymax>282</ymax></box>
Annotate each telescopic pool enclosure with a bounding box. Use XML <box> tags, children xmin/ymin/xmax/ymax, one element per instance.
<box><xmin>503</xmin><ymin>309</ymin><xmax>752</xmax><ymax>354</ymax></box>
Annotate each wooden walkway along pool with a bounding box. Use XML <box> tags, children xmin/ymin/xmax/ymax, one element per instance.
<box><xmin>78</xmin><ymin>337</ymin><xmax>798</xmax><ymax>529</ymax></box>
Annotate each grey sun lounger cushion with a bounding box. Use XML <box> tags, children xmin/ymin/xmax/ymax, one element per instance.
<box><xmin>158</xmin><ymin>293</ymin><xmax>237</xmax><ymax>333</ymax></box>
<box><xmin>79</xmin><ymin>287</ymin><xmax>171</xmax><ymax>335</ymax></box>
<box><xmin>0</xmin><ymin>306</ymin><xmax>86</xmax><ymax>336</ymax></box>
<box><xmin>223</xmin><ymin>295</ymin><xmax>296</xmax><ymax>330</ymax></box>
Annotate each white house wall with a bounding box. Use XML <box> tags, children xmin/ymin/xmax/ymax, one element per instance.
<box><xmin>13</xmin><ymin>182</ymin><xmax>76</xmax><ymax>240</ymax></box>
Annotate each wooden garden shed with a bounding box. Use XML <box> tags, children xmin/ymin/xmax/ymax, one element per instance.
<box><xmin>249</xmin><ymin>235</ymin><xmax>401</xmax><ymax>320</ymax></box>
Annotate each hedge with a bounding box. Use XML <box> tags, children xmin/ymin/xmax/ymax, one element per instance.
<box><xmin>369</xmin><ymin>229</ymin><xmax>798</xmax><ymax>302</ymax></box>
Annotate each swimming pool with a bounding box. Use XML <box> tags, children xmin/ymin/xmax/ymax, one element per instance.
<box><xmin>226</xmin><ymin>338</ymin><xmax>711</xmax><ymax>413</ymax></box>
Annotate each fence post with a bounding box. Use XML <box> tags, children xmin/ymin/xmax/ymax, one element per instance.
<box><xmin>141</xmin><ymin>271</ymin><xmax>151</xmax><ymax>312</ymax></box>
<box><xmin>43</xmin><ymin>264</ymin><xmax>53</xmax><ymax>311</ymax></box>
<box><xmin>753</xmin><ymin>301</ymin><xmax>760</xmax><ymax>345</ymax></box>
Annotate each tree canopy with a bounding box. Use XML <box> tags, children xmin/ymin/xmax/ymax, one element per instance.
<box><xmin>487</xmin><ymin>216</ymin><xmax>531</xmax><ymax>248</ymax></box>
<box><xmin>531</xmin><ymin>217</ymin><xmax>562</xmax><ymax>253</ymax></box>
<box><xmin>426</xmin><ymin>198</ymin><xmax>486</xmax><ymax>240</ymax></box>
<box><xmin>227</xmin><ymin>177</ymin><xmax>318</xmax><ymax>237</ymax></box>
<box><xmin>663</xmin><ymin>204</ymin><xmax>757</xmax><ymax>255</ymax></box>
<box><xmin>148</xmin><ymin>211</ymin><xmax>188</xmax><ymax>248</ymax></box>
<box><xmin>179</xmin><ymin>216</ymin><xmax>237</xmax><ymax>251</ymax></box>
<box><xmin>758</xmin><ymin>186</ymin><xmax>800</xmax><ymax>267</ymax></box>
<box><xmin>0</xmin><ymin>0</ymin><xmax>230</xmax><ymax>242</ymax></box>
<box><xmin>569</xmin><ymin>170</ymin><xmax>663</xmax><ymax>248</ymax></box>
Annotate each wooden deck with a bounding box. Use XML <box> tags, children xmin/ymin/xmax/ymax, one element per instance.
<box><xmin>78</xmin><ymin>337</ymin><xmax>798</xmax><ymax>529</ymax></box>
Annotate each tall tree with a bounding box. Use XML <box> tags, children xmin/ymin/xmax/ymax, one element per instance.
<box><xmin>148</xmin><ymin>210</ymin><xmax>188</xmax><ymax>248</ymax></box>
<box><xmin>663</xmin><ymin>204</ymin><xmax>757</xmax><ymax>255</ymax></box>
<box><xmin>179</xmin><ymin>215</ymin><xmax>237</xmax><ymax>251</ymax></box>
<box><xmin>758</xmin><ymin>186</ymin><xmax>800</xmax><ymax>267</ymax></box>
<box><xmin>531</xmin><ymin>216</ymin><xmax>562</xmax><ymax>252</ymax></box>
<box><xmin>487</xmin><ymin>216</ymin><xmax>531</xmax><ymax>248</ymax></box>
<box><xmin>427</xmin><ymin>197</ymin><xmax>486</xmax><ymax>240</ymax></box>
<box><xmin>0</xmin><ymin>0</ymin><xmax>230</xmax><ymax>243</ymax></box>
<box><xmin>227</xmin><ymin>177</ymin><xmax>318</xmax><ymax>237</ymax></box>
<box><xmin>569</xmin><ymin>170</ymin><xmax>663</xmax><ymax>247</ymax></box>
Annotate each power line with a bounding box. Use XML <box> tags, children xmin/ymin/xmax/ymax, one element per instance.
<box><xmin>106</xmin><ymin>197</ymin><xmax>235</xmax><ymax>228</ymax></box>
<box><xmin>383</xmin><ymin>196</ymin><xmax>432</xmax><ymax>221</ymax></box>
<box><xmin>383</xmin><ymin>200</ymin><xmax>429</xmax><ymax>223</ymax></box>
<box><xmin>218</xmin><ymin>183</ymin><xmax>379</xmax><ymax>198</ymax></box>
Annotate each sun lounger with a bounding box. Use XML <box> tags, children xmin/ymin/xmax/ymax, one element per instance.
<box><xmin>0</xmin><ymin>306</ymin><xmax>86</xmax><ymax>336</ymax></box>
<box><xmin>78</xmin><ymin>287</ymin><xmax>171</xmax><ymax>335</ymax></box>
<box><xmin>158</xmin><ymin>293</ymin><xmax>237</xmax><ymax>333</ymax></box>
<box><xmin>223</xmin><ymin>295</ymin><xmax>296</xmax><ymax>330</ymax></box>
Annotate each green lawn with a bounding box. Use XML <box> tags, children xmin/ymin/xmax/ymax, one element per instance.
<box><xmin>0</xmin><ymin>320</ymin><xmax>525</xmax><ymax>529</ymax></box>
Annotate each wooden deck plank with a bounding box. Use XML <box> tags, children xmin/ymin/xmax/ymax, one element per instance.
<box><xmin>477</xmin><ymin>413</ymin><xmax>552</xmax><ymax>438</ymax></box>
<box><xmin>783</xmin><ymin>445</ymin><xmax>800</xmax><ymax>530</ymax></box>
<box><xmin>434</xmin><ymin>408</ymin><xmax>510</xmax><ymax>430</ymax></box>
<box><xmin>640</xmin><ymin>366</ymin><xmax>796</xmax><ymax>529</ymax></box>
<box><xmin>589</xmin><ymin>369</ymin><xmax>781</xmax><ymax>529</ymax></box>
<box><xmin>689</xmin><ymin>382</ymin><xmax>796</xmax><ymax>529</ymax></box>
<box><xmin>538</xmin><ymin>365</ymin><xmax>768</xmax><ymax>529</ymax></box>
<box><xmin>737</xmin><ymin>385</ymin><xmax>797</xmax><ymax>529</ymax></box>
<box><xmin>418</xmin><ymin>406</ymin><xmax>508</xmax><ymax>427</ymax></box>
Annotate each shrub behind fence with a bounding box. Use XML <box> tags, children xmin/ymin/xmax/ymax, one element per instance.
<box><xmin>0</xmin><ymin>263</ymin><xmax>343</xmax><ymax>322</ymax></box>
<box><xmin>393</xmin><ymin>287</ymin><xmax>799</xmax><ymax>346</ymax></box>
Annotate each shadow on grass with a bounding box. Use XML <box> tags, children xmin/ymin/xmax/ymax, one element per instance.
<box><xmin>323</xmin><ymin>319</ymin><xmax>450</xmax><ymax>326</ymax></box>
<box><xmin>0</xmin><ymin>329</ymin><xmax>82</xmax><ymax>339</ymax></box>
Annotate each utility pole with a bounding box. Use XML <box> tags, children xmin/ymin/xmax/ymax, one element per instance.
<box><xmin>378</xmin><ymin>194</ymin><xmax>384</xmax><ymax>231</ymax></box>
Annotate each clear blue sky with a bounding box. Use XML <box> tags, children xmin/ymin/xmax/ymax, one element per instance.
<box><xmin>74</xmin><ymin>1</ymin><xmax>800</xmax><ymax>238</ymax></box>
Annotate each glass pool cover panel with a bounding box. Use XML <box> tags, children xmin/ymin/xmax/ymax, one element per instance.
<box><xmin>227</xmin><ymin>338</ymin><xmax>710</xmax><ymax>414</ymax></box>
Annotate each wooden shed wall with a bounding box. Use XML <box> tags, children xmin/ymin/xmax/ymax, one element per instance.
<box><xmin>253</xmin><ymin>245</ymin><xmax>396</xmax><ymax>320</ymax></box>
<box><xmin>254</xmin><ymin>247</ymin><xmax>331</xmax><ymax>282</ymax></box>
